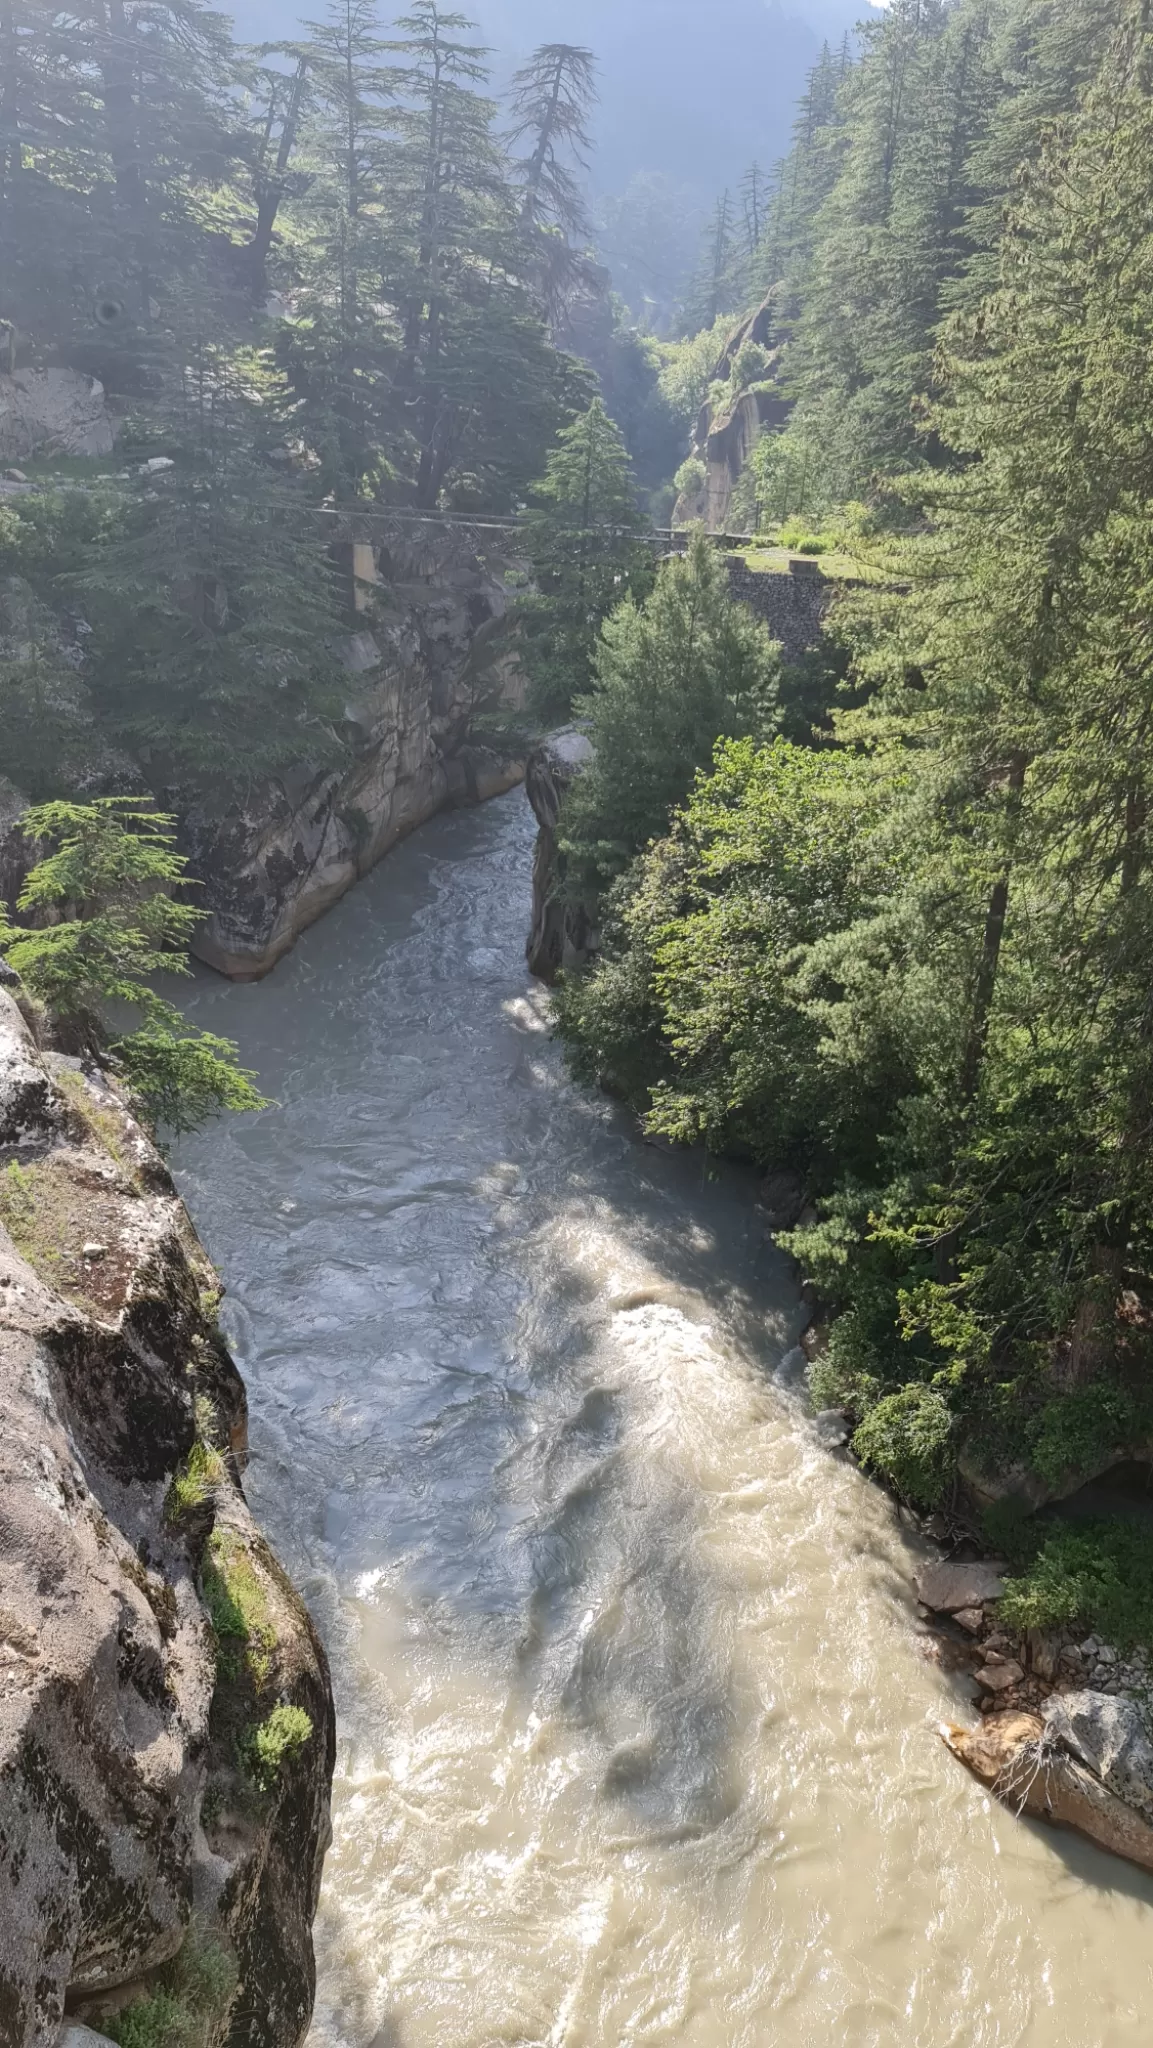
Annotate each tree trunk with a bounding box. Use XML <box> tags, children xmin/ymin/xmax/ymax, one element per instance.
<box><xmin>519</xmin><ymin>59</ymin><xmax>563</xmax><ymax>225</ymax></box>
<box><xmin>957</xmin><ymin>751</ymin><xmax>1028</xmax><ymax>1108</ymax></box>
<box><xmin>248</xmin><ymin>59</ymin><xmax>309</xmax><ymax>301</ymax></box>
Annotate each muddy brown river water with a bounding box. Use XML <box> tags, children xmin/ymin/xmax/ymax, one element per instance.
<box><xmin>175</xmin><ymin>788</ymin><xmax>1153</xmax><ymax>2048</ymax></box>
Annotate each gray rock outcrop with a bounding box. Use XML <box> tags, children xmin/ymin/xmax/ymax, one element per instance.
<box><xmin>0</xmin><ymin>370</ymin><xmax>118</xmax><ymax>462</ymax></box>
<box><xmin>671</xmin><ymin>295</ymin><xmax>788</xmax><ymax>534</ymax></box>
<box><xmin>1044</xmin><ymin>1691</ymin><xmax>1153</xmax><ymax>1821</ymax></box>
<box><xmin>524</xmin><ymin>728</ymin><xmax>595</xmax><ymax>984</ymax></box>
<box><xmin>0</xmin><ymin>989</ymin><xmax>334</xmax><ymax>2046</ymax></box>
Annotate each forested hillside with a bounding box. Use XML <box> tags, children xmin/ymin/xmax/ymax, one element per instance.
<box><xmin>554</xmin><ymin>0</ymin><xmax>1153</xmax><ymax>1640</ymax></box>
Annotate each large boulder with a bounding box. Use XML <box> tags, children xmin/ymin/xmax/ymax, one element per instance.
<box><xmin>524</xmin><ymin>728</ymin><xmax>595</xmax><ymax>984</ymax></box>
<box><xmin>914</xmin><ymin>1559</ymin><xmax>1006</xmax><ymax>1614</ymax></box>
<box><xmin>0</xmin><ymin>990</ymin><xmax>334</xmax><ymax>2046</ymax></box>
<box><xmin>0</xmin><ymin>370</ymin><xmax>117</xmax><ymax>461</ymax></box>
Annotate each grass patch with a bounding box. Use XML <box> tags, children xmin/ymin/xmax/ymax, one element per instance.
<box><xmin>99</xmin><ymin>1926</ymin><xmax>236</xmax><ymax>2048</ymax></box>
<box><xmin>164</xmin><ymin>1439</ymin><xmax>225</xmax><ymax>1525</ymax></box>
<box><xmin>998</xmin><ymin>1517</ymin><xmax>1153</xmax><ymax>1650</ymax></box>
<box><xmin>734</xmin><ymin>545</ymin><xmax>885</xmax><ymax>584</ymax></box>
<box><xmin>242</xmin><ymin>1703</ymin><xmax>313</xmax><ymax>1791</ymax></box>
<box><xmin>0</xmin><ymin>1161</ymin><xmax>40</xmax><ymax>1249</ymax></box>
<box><xmin>202</xmin><ymin>1528</ymin><xmax>275</xmax><ymax>1687</ymax></box>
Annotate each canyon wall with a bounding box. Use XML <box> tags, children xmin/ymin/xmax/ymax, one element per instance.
<box><xmin>0</xmin><ymin>984</ymin><xmax>334</xmax><ymax>2047</ymax></box>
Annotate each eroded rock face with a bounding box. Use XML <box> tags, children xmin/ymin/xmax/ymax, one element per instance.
<box><xmin>524</xmin><ymin>729</ymin><xmax>595</xmax><ymax>985</ymax></box>
<box><xmin>0</xmin><ymin>990</ymin><xmax>334</xmax><ymax>2047</ymax></box>
<box><xmin>671</xmin><ymin>296</ymin><xmax>788</xmax><ymax>534</ymax></box>
<box><xmin>183</xmin><ymin>524</ymin><xmax>528</xmax><ymax>980</ymax></box>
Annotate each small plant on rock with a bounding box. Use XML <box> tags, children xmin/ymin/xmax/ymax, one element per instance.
<box><xmin>242</xmin><ymin>1702</ymin><xmax>314</xmax><ymax>1792</ymax></box>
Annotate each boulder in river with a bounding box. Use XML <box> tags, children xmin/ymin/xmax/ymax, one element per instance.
<box><xmin>524</xmin><ymin>727</ymin><xmax>596</xmax><ymax>984</ymax></box>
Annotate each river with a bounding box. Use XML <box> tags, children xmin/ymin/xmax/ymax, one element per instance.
<box><xmin>174</xmin><ymin>788</ymin><xmax>1153</xmax><ymax>2048</ymax></box>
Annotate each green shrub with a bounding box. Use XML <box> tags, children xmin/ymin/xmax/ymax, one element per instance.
<box><xmin>851</xmin><ymin>1384</ymin><xmax>955</xmax><ymax>1506</ymax></box>
<box><xmin>1027</xmin><ymin>1384</ymin><xmax>1143</xmax><ymax>1491</ymax></box>
<box><xmin>104</xmin><ymin>1990</ymin><xmax>189</xmax><ymax>2048</ymax></box>
<box><xmin>673</xmin><ymin>455</ymin><xmax>707</xmax><ymax>502</ymax></box>
<box><xmin>243</xmin><ymin>1703</ymin><xmax>313</xmax><ymax>1791</ymax></box>
<box><xmin>0</xmin><ymin>1161</ymin><xmax>36</xmax><ymax>1243</ymax></box>
<box><xmin>999</xmin><ymin>1520</ymin><xmax>1153</xmax><ymax>1649</ymax></box>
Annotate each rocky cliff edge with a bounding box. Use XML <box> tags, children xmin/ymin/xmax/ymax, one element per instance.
<box><xmin>0</xmin><ymin>984</ymin><xmax>334</xmax><ymax>2047</ymax></box>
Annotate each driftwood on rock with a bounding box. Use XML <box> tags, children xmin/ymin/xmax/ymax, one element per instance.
<box><xmin>942</xmin><ymin>1706</ymin><xmax>1153</xmax><ymax>1876</ymax></box>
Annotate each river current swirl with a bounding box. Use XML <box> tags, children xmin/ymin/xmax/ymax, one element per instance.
<box><xmin>175</xmin><ymin>789</ymin><xmax>1153</xmax><ymax>2048</ymax></box>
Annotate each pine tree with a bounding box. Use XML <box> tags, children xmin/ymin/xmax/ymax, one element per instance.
<box><xmin>284</xmin><ymin>0</ymin><xmax>397</xmax><ymax>499</ymax></box>
<box><xmin>506</xmin><ymin>43</ymin><xmax>597</xmax><ymax>240</ymax></box>
<box><xmin>505</xmin><ymin>42</ymin><xmax>598</xmax><ymax>322</ymax></box>
<box><xmin>684</xmin><ymin>190</ymin><xmax>737</xmax><ymax>335</ymax></box>
<box><xmin>0</xmin><ymin>0</ymin><xmax>241</xmax><ymax>367</ymax></box>
<box><xmin>520</xmin><ymin>397</ymin><xmax>652</xmax><ymax>721</ymax></box>
<box><xmin>240</xmin><ymin>47</ymin><xmax>315</xmax><ymax>301</ymax></box>
<box><xmin>77</xmin><ymin>333</ymin><xmax>348</xmax><ymax>783</ymax></box>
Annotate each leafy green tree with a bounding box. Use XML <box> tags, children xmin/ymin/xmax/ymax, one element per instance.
<box><xmin>656</xmin><ymin>313</ymin><xmax>741</xmax><ymax>433</ymax></box>
<box><xmin>521</xmin><ymin>397</ymin><xmax>652</xmax><ymax>720</ymax></box>
<box><xmin>555</xmin><ymin>3</ymin><xmax>1153</xmax><ymax>1563</ymax></box>
<box><xmin>559</xmin><ymin>529</ymin><xmax>780</xmax><ymax>907</ymax></box>
<box><xmin>0</xmin><ymin>801</ymin><xmax>266</xmax><ymax>1134</ymax></box>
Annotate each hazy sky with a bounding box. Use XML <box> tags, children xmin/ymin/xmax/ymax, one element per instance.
<box><xmin>473</xmin><ymin>0</ymin><xmax>874</xmax><ymax>193</ymax></box>
<box><xmin>229</xmin><ymin>0</ymin><xmax>877</xmax><ymax>197</ymax></box>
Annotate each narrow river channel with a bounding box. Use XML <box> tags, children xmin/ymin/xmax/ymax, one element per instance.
<box><xmin>175</xmin><ymin>788</ymin><xmax>1153</xmax><ymax>2048</ymax></box>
